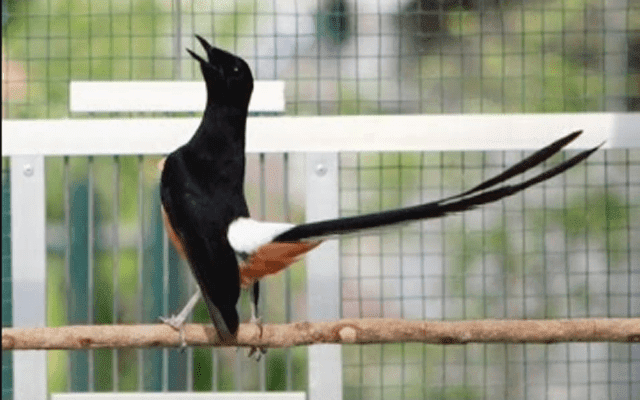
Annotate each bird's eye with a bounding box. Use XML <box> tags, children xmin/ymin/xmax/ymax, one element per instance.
<box><xmin>233</xmin><ymin>66</ymin><xmax>239</xmax><ymax>72</ymax></box>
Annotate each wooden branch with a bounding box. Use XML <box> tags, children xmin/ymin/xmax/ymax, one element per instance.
<box><xmin>3</xmin><ymin>318</ymin><xmax>639</xmax><ymax>351</ymax></box>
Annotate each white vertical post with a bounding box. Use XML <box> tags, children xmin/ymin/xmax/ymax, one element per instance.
<box><xmin>10</xmin><ymin>155</ymin><xmax>47</xmax><ymax>400</ymax></box>
<box><xmin>305</xmin><ymin>152</ymin><xmax>342</xmax><ymax>400</ymax></box>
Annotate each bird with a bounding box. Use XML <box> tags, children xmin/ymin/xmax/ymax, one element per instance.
<box><xmin>159</xmin><ymin>35</ymin><xmax>602</xmax><ymax>351</ymax></box>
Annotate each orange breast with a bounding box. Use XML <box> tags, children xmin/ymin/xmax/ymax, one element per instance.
<box><xmin>162</xmin><ymin>206</ymin><xmax>188</xmax><ymax>258</ymax></box>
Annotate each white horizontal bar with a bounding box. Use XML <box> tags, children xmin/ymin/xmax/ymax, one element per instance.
<box><xmin>2</xmin><ymin>113</ymin><xmax>637</xmax><ymax>156</ymax></box>
<box><xmin>70</xmin><ymin>80</ymin><xmax>285</xmax><ymax>113</ymax></box>
<box><xmin>52</xmin><ymin>393</ymin><xmax>305</xmax><ymax>400</ymax></box>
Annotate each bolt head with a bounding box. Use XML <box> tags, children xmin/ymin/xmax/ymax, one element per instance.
<box><xmin>23</xmin><ymin>164</ymin><xmax>33</xmax><ymax>176</ymax></box>
<box><xmin>315</xmin><ymin>164</ymin><xmax>327</xmax><ymax>176</ymax></box>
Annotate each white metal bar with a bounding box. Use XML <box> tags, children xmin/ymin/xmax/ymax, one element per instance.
<box><xmin>69</xmin><ymin>81</ymin><xmax>285</xmax><ymax>113</ymax></box>
<box><xmin>3</xmin><ymin>113</ymin><xmax>636</xmax><ymax>156</ymax></box>
<box><xmin>10</xmin><ymin>155</ymin><xmax>47</xmax><ymax>400</ymax></box>
<box><xmin>52</xmin><ymin>393</ymin><xmax>305</xmax><ymax>400</ymax></box>
<box><xmin>306</xmin><ymin>153</ymin><xmax>342</xmax><ymax>400</ymax></box>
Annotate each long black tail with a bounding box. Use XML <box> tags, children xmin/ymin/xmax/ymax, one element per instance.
<box><xmin>274</xmin><ymin>130</ymin><xmax>601</xmax><ymax>242</ymax></box>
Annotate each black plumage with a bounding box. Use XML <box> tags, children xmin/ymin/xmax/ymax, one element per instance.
<box><xmin>160</xmin><ymin>35</ymin><xmax>253</xmax><ymax>340</ymax></box>
<box><xmin>159</xmin><ymin>35</ymin><xmax>602</xmax><ymax>346</ymax></box>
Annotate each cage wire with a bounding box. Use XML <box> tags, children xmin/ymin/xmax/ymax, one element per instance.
<box><xmin>339</xmin><ymin>149</ymin><xmax>639</xmax><ymax>399</ymax></box>
<box><xmin>2</xmin><ymin>0</ymin><xmax>639</xmax><ymax>399</ymax></box>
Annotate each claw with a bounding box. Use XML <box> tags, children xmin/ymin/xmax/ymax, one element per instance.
<box><xmin>247</xmin><ymin>345</ymin><xmax>267</xmax><ymax>361</ymax></box>
<box><xmin>246</xmin><ymin>315</ymin><xmax>267</xmax><ymax>361</ymax></box>
<box><xmin>160</xmin><ymin>314</ymin><xmax>188</xmax><ymax>350</ymax></box>
<box><xmin>159</xmin><ymin>291</ymin><xmax>201</xmax><ymax>351</ymax></box>
<box><xmin>159</xmin><ymin>314</ymin><xmax>185</xmax><ymax>329</ymax></box>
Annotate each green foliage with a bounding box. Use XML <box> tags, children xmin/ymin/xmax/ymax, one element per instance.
<box><xmin>427</xmin><ymin>386</ymin><xmax>481</xmax><ymax>400</ymax></box>
<box><xmin>423</xmin><ymin>0</ymin><xmax>608</xmax><ymax>112</ymax></box>
<box><xmin>541</xmin><ymin>190</ymin><xmax>630</xmax><ymax>266</ymax></box>
<box><xmin>343</xmin><ymin>344</ymin><xmax>484</xmax><ymax>399</ymax></box>
<box><xmin>3</xmin><ymin>0</ymin><xmax>170</xmax><ymax>119</ymax></box>
<box><xmin>2</xmin><ymin>0</ymin><xmax>283</xmax><ymax>393</ymax></box>
<box><xmin>4</xmin><ymin>0</ymin><xmax>633</xmax><ymax>396</ymax></box>
<box><xmin>192</xmin><ymin>348</ymin><xmax>214</xmax><ymax>390</ymax></box>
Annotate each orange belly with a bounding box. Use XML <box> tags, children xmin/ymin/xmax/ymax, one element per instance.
<box><xmin>238</xmin><ymin>240</ymin><xmax>321</xmax><ymax>288</ymax></box>
<box><xmin>162</xmin><ymin>205</ymin><xmax>320</xmax><ymax>287</ymax></box>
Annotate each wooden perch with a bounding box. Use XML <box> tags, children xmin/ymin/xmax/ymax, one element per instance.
<box><xmin>3</xmin><ymin>318</ymin><xmax>639</xmax><ymax>351</ymax></box>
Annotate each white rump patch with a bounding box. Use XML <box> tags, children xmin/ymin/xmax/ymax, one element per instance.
<box><xmin>227</xmin><ymin>218</ymin><xmax>295</xmax><ymax>254</ymax></box>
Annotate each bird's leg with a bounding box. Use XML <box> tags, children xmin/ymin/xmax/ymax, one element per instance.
<box><xmin>249</xmin><ymin>282</ymin><xmax>262</xmax><ymax>326</ymax></box>
<box><xmin>160</xmin><ymin>289</ymin><xmax>201</xmax><ymax>348</ymax></box>
<box><xmin>160</xmin><ymin>289</ymin><xmax>201</xmax><ymax>328</ymax></box>
<box><xmin>246</xmin><ymin>282</ymin><xmax>267</xmax><ymax>361</ymax></box>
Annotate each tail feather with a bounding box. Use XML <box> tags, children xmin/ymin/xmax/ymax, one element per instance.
<box><xmin>274</xmin><ymin>132</ymin><xmax>601</xmax><ymax>243</ymax></box>
<box><xmin>447</xmin><ymin>130</ymin><xmax>583</xmax><ymax>200</ymax></box>
<box><xmin>202</xmin><ymin>293</ymin><xmax>238</xmax><ymax>342</ymax></box>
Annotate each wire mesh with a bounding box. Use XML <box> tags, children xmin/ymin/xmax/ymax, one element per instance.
<box><xmin>339</xmin><ymin>148</ymin><xmax>640</xmax><ymax>399</ymax></box>
<box><xmin>3</xmin><ymin>0</ymin><xmax>639</xmax><ymax>119</ymax></box>
<box><xmin>2</xmin><ymin>0</ymin><xmax>639</xmax><ymax>399</ymax></box>
<box><xmin>34</xmin><ymin>153</ymin><xmax>308</xmax><ymax>393</ymax></box>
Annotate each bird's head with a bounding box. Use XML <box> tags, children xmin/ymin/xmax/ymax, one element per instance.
<box><xmin>187</xmin><ymin>35</ymin><xmax>254</xmax><ymax>111</ymax></box>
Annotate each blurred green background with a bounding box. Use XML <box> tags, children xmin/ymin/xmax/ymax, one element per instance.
<box><xmin>2</xmin><ymin>0</ymin><xmax>638</xmax><ymax>398</ymax></box>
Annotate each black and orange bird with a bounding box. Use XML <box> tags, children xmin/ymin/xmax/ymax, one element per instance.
<box><xmin>159</xmin><ymin>35</ymin><xmax>601</xmax><ymax>349</ymax></box>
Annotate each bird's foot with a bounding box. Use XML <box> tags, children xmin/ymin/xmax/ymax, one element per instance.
<box><xmin>160</xmin><ymin>313</ymin><xmax>186</xmax><ymax>329</ymax></box>
<box><xmin>246</xmin><ymin>315</ymin><xmax>267</xmax><ymax>361</ymax></box>
<box><xmin>247</xmin><ymin>346</ymin><xmax>267</xmax><ymax>361</ymax></box>
<box><xmin>160</xmin><ymin>314</ymin><xmax>187</xmax><ymax>350</ymax></box>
